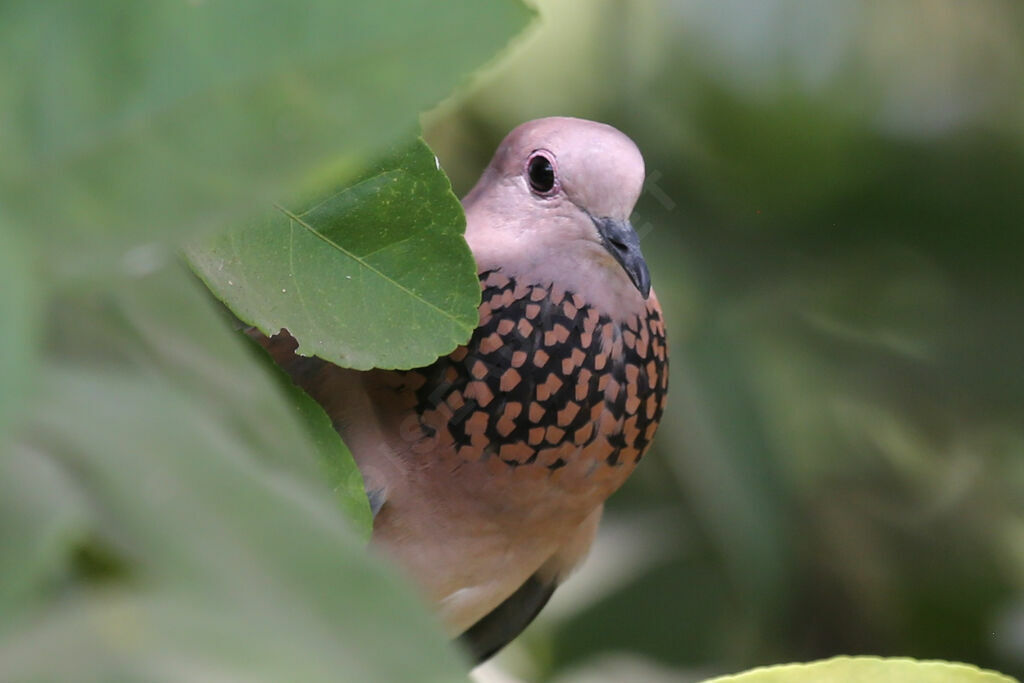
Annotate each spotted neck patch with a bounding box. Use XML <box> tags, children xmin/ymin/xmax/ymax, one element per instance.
<box><xmin>396</xmin><ymin>268</ymin><xmax>668</xmax><ymax>483</ymax></box>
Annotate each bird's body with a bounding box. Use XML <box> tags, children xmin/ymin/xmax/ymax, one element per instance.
<box><xmin>258</xmin><ymin>117</ymin><xmax>667</xmax><ymax>660</ymax></box>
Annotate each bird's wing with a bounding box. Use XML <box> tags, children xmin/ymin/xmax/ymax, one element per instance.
<box><xmin>458</xmin><ymin>505</ymin><xmax>602</xmax><ymax>663</ymax></box>
<box><xmin>458</xmin><ymin>572</ymin><xmax>556</xmax><ymax>664</ymax></box>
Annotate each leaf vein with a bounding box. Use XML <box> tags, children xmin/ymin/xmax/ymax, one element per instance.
<box><xmin>272</xmin><ymin>203</ymin><xmax>471</xmax><ymax>330</ymax></box>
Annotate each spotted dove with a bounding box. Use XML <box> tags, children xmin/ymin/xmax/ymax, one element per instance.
<box><xmin>257</xmin><ymin>117</ymin><xmax>668</xmax><ymax>662</ymax></box>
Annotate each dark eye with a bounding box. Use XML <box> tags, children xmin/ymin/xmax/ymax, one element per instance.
<box><xmin>527</xmin><ymin>153</ymin><xmax>556</xmax><ymax>195</ymax></box>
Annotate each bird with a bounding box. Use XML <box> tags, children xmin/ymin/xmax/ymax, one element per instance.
<box><xmin>255</xmin><ymin>117</ymin><xmax>668</xmax><ymax>662</ymax></box>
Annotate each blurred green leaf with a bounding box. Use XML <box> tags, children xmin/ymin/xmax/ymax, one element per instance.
<box><xmin>1</xmin><ymin>266</ymin><xmax>466</xmax><ymax>679</ymax></box>
<box><xmin>0</xmin><ymin>590</ymin><xmax>447</xmax><ymax>682</ymax></box>
<box><xmin>0</xmin><ymin>0</ymin><xmax>533</xmax><ymax>281</ymax></box>
<box><xmin>3</xmin><ymin>369</ymin><xmax>465</xmax><ymax>681</ymax></box>
<box><xmin>0</xmin><ymin>219</ymin><xmax>37</xmax><ymax>435</ymax></box>
<box><xmin>271</xmin><ymin>359</ymin><xmax>374</xmax><ymax>535</ymax></box>
<box><xmin>704</xmin><ymin>656</ymin><xmax>1016</xmax><ymax>683</ymax></box>
<box><xmin>188</xmin><ymin>139</ymin><xmax>480</xmax><ymax>369</ymax></box>
<box><xmin>0</xmin><ymin>443</ymin><xmax>96</xmax><ymax>619</ymax></box>
<box><xmin>41</xmin><ymin>264</ymin><xmax>373</xmax><ymax>535</ymax></box>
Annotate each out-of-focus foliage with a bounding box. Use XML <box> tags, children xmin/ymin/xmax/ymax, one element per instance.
<box><xmin>0</xmin><ymin>266</ymin><xmax>468</xmax><ymax>681</ymax></box>
<box><xmin>272</xmin><ymin>362</ymin><xmax>374</xmax><ymax>535</ymax></box>
<box><xmin>0</xmin><ymin>222</ymin><xmax>36</xmax><ymax>435</ymax></box>
<box><xmin>0</xmin><ymin>0</ymin><xmax>532</xmax><ymax>282</ymax></box>
<box><xmin>0</xmin><ymin>0</ymin><xmax>533</xmax><ymax>679</ymax></box>
<box><xmin>431</xmin><ymin>1</ymin><xmax>1024</xmax><ymax>681</ymax></box>
<box><xmin>189</xmin><ymin>139</ymin><xmax>480</xmax><ymax>371</ymax></box>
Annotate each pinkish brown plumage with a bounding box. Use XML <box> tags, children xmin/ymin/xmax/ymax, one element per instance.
<box><xmin>257</xmin><ymin>117</ymin><xmax>667</xmax><ymax>662</ymax></box>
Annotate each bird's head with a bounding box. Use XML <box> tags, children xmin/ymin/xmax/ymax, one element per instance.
<box><xmin>463</xmin><ymin>117</ymin><xmax>652</xmax><ymax>300</ymax></box>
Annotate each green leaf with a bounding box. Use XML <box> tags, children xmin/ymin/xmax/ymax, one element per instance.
<box><xmin>704</xmin><ymin>656</ymin><xmax>1017</xmax><ymax>683</ymax></box>
<box><xmin>0</xmin><ymin>218</ymin><xmax>37</xmax><ymax>435</ymax></box>
<box><xmin>4</xmin><ymin>369</ymin><xmax>465</xmax><ymax>682</ymax></box>
<box><xmin>0</xmin><ymin>443</ymin><xmax>97</xmax><ymax>620</ymax></box>
<box><xmin>1</xmin><ymin>266</ymin><xmax>465</xmax><ymax>679</ymax></box>
<box><xmin>0</xmin><ymin>588</ymin><xmax>466</xmax><ymax>682</ymax></box>
<box><xmin>268</xmin><ymin>352</ymin><xmax>374</xmax><ymax>536</ymax></box>
<box><xmin>0</xmin><ymin>0</ymin><xmax>534</xmax><ymax>281</ymax></box>
<box><xmin>188</xmin><ymin>139</ymin><xmax>480</xmax><ymax>370</ymax></box>
<box><xmin>39</xmin><ymin>264</ymin><xmax>372</xmax><ymax>533</ymax></box>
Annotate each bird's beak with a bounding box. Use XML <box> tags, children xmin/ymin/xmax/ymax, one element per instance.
<box><xmin>591</xmin><ymin>215</ymin><xmax>652</xmax><ymax>299</ymax></box>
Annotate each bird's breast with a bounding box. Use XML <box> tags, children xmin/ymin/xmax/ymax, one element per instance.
<box><xmin>384</xmin><ymin>268</ymin><xmax>668</xmax><ymax>510</ymax></box>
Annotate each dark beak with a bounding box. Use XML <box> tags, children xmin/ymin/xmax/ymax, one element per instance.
<box><xmin>591</xmin><ymin>215</ymin><xmax>651</xmax><ymax>299</ymax></box>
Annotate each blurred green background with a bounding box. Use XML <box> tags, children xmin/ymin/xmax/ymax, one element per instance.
<box><xmin>425</xmin><ymin>1</ymin><xmax>1024</xmax><ymax>680</ymax></box>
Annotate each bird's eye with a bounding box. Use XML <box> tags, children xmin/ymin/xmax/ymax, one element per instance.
<box><xmin>526</xmin><ymin>152</ymin><xmax>557</xmax><ymax>196</ymax></box>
